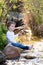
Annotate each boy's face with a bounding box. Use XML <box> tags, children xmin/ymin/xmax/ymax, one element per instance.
<box><xmin>9</xmin><ymin>24</ymin><xmax>15</xmax><ymax>31</ymax></box>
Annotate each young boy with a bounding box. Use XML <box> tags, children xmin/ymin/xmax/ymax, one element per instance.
<box><xmin>6</xmin><ymin>20</ymin><xmax>33</xmax><ymax>50</ymax></box>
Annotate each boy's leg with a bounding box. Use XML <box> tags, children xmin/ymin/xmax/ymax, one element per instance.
<box><xmin>11</xmin><ymin>42</ymin><xmax>29</xmax><ymax>50</ymax></box>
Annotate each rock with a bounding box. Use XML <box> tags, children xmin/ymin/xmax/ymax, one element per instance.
<box><xmin>0</xmin><ymin>51</ymin><xmax>6</xmax><ymax>63</ymax></box>
<box><xmin>3</xmin><ymin>45</ymin><xmax>20</xmax><ymax>59</ymax></box>
<box><xmin>24</xmin><ymin>55</ymin><xmax>36</xmax><ymax>59</ymax></box>
<box><xmin>37</xmin><ymin>24</ymin><xmax>43</xmax><ymax>36</ymax></box>
<box><xmin>38</xmin><ymin>24</ymin><xmax>43</xmax><ymax>31</ymax></box>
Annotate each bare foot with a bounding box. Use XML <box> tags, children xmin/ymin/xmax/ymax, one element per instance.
<box><xmin>29</xmin><ymin>45</ymin><xmax>33</xmax><ymax>50</ymax></box>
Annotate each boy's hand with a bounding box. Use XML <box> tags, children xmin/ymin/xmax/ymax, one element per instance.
<box><xmin>18</xmin><ymin>30</ymin><xmax>24</xmax><ymax>36</ymax></box>
<box><xmin>18</xmin><ymin>32</ymin><xmax>22</xmax><ymax>36</ymax></box>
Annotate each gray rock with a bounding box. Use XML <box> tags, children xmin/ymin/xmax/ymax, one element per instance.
<box><xmin>0</xmin><ymin>51</ymin><xmax>6</xmax><ymax>63</ymax></box>
<box><xmin>37</xmin><ymin>24</ymin><xmax>43</xmax><ymax>36</ymax></box>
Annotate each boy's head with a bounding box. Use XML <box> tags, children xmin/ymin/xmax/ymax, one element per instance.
<box><xmin>6</xmin><ymin>20</ymin><xmax>16</xmax><ymax>31</ymax></box>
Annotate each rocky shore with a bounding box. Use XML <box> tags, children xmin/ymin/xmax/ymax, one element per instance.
<box><xmin>5</xmin><ymin>39</ymin><xmax>43</xmax><ymax>65</ymax></box>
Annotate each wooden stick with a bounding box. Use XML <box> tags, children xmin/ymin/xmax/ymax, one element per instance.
<box><xmin>15</xmin><ymin>26</ymin><xmax>25</xmax><ymax>30</ymax></box>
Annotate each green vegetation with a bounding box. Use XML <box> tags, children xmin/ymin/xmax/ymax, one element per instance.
<box><xmin>22</xmin><ymin>0</ymin><xmax>43</xmax><ymax>24</ymax></box>
<box><xmin>0</xmin><ymin>23</ymin><xmax>8</xmax><ymax>50</ymax></box>
<box><xmin>0</xmin><ymin>0</ymin><xmax>43</xmax><ymax>24</ymax></box>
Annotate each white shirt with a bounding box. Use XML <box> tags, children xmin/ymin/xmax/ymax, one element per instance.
<box><xmin>6</xmin><ymin>30</ymin><xmax>18</xmax><ymax>45</ymax></box>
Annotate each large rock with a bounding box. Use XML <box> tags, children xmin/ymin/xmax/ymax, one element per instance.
<box><xmin>3</xmin><ymin>45</ymin><xmax>20</xmax><ymax>59</ymax></box>
<box><xmin>0</xmin><ymin>51</ymin><xmax>6</xmax><ymax>63</ymax></box>
<box><xmin>37</xmin><ymin>24</ymin><xmax>43</xmax><ymax>36</ymax></box>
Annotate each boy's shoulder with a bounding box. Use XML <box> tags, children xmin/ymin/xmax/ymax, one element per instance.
<box><xmin>6</xmin><ymin>31</ymin><xmax>11</xmax><ymax>35</ymax></box>
<box><xmin>7</xmin><ymin>31</ymin><xmax>10</xmax><ymax>34</ymax></box>
<box><xmin>7</xmin><ymin>31</ymin><xmax>14</xmax><ymax>35</ymax></box>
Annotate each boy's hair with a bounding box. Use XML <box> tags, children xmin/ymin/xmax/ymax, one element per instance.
<box><xmin>6</xmin><ymin>20</ymin><xmax>16</xmax><ymax>29</ymax></box>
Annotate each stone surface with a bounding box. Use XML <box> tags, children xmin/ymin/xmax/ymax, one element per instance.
<box><xmin>5</xmin><ymin>39</ymin><xmax>43</xmax><ymax>65</ymax></box>
<box><xmin>0</xmin><ymin>51</ymin><xmax>6</xmax><ymax>63</ymax></box>
<box><xmin>33</xmin><ymin>41</ymin><xmax>43</xmax><ymax>52</ymax></box>
<box><xmin>3</xmin><ymin>45</ymin><xmax>20</xmax><ymax>59</ymax></box>
<box><xmin>37</xmin><ymin>24</ymin><xmax>43</xmax><ymax>36</ymax></box>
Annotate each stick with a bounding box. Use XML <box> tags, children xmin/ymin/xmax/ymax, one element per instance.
<box><xmin>15</xmin><ymin>26</ymin><xmax>25</xmax><ymax>30</ymax></box>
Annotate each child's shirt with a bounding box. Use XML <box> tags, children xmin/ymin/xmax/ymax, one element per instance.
<box><xmin>6</xmin><ymin>30</ymin><xmax>19</xmax><ymax>45</ymax></box>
